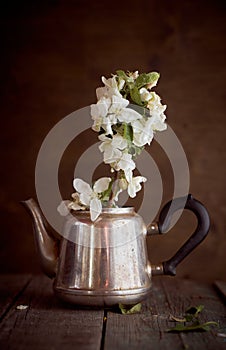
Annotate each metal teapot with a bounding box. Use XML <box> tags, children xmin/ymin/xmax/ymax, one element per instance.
<box><xmin>22</xmin><ymin>194</ymin><xmax>210</xmax><ymax>307</ymax></box>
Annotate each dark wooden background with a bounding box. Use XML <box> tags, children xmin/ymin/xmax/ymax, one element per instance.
<box><xmin>0</xmin><ymin>0</ymin><xmax>225</xmax><ymax>282</ymax></box>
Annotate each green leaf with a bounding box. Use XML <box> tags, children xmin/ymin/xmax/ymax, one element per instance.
<box><xmin>116</xmin><ymin>70</ymin><xmax>128</xmax><ymax>80</ymax></box>
<box><xmin>135</xmin><ymin>72</ymin><xmax>160</xmax><ymax>89</ymax></box>
<box><xmin>185</xmin><ymin>305</ymin><xmax>204</xmax><ymax>322</ymax></box>
<box><xmin>130</xmin><ymin>86</ymin><xmax>143</xmax><ymax>106</ymax></box>
<box><xmin>186</xmin><ymin>305</ymin><xmax>204</xmax><ymax>317</ymax></box>
<box><xmin>167</xmin><ymin>321</ymin><xmax>218</xmax><ymax>333</ymax></box>
<box><xmin>119</xmin><ymin>303</ymin><xmax>142</xmax><ymax>315</ymax></box>
<box><xmin>123</xmin><ymin>123</ymin><xmax>133</xmax><ymax>142</ymax></box>
<box><xmin>168</xmin><ymin>305</ymin><xmax>218</xmax><ymax>333</ymax></box>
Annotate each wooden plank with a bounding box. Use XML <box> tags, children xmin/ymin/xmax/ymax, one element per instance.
<box><xmin>103</xmin><ymin>279</ymin><xmax>183</xmax><ymax>350</ymax></box>
<box><xmin>1</xmin><ymin>275</ymin><xmax>226</xmax><ymax>349</ymax></box>
<box><xmin>0</xmin><ymin>274</ymin><xmax>31</xmax><ymax>320</ymax></box>
<box><xmin>0</xmin><ymin>275</ymin><xmax>104</xmax><ymax>350</ymax></box>
<box><xmin>161</xmin><ymin>277</ymin><xmax>226</xmax><ymax>350</ymax></box>
<box><xmin>214</xmin><ymin>280</ymin><xmax>226</xmax><ymax>303</ymax></box>
<box><xmin>104</xmin><ymin>277</ymin><xmax>226</xmax><ymax>350</ymax></box>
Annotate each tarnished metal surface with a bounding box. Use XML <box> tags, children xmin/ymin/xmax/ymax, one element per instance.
<box><xmin>22</xmin><ymin>199</ymin><xmax>58</xmax><ymax>278</ymax></box>
<box><xmin>54</xmin><ymin>208</ymin><xmax>152</xmax><ymax>306</ymax></box>
<box><xmin>151</xmin><ymin>263</ymin><xmax>164</xmax><ymax>275</ymax></box>
<box><xmin>22</xmin><ymin>197</ymin><xmax>210</xmax><ymax>306</ymax></box>
<box><xmin>147</xmin><ymin>221</ymin><xmax>159</xmax><ymax>235</ymax></box>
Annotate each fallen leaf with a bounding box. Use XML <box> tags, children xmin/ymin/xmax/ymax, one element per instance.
<box><xmin>119</xmin><ymin>303</ymin><xmax>142</xmax><ymax>314</ymax></box>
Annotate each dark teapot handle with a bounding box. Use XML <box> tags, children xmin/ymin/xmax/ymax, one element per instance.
<box><xmin>149</xmin><ymin>194</ymin><xmax>210</xmax><ymax>276</ymax></box>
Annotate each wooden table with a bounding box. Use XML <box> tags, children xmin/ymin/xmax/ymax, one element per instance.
<box><xmin>0</xmin><ymin>275</ymin><xmax>226</xmax><ymax>349</ymax></box>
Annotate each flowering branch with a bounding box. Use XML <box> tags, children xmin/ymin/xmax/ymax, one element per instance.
<box><xmin>58</xmin><ymin>70</ymin><xmax>167</xmax><ymax>221</ymax></box>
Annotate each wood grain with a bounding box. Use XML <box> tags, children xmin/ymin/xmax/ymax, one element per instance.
<box><xmin>104</xmin><ymin>277</ymin><xmax>226</xmax><ymax>350</ymax></box>
<box><xmin>0</xmin><ymin>275</ymin><xmax>104</xmax><ymax>350</ymax></box>
<box><xmin>214</xmin><ymin>281</ymin><xmax>226</xmax><ymax>303</ymax></box>
<box><xmin>0</xmin><ymin>274</ymin><xmax>31</xmax><ymax>320</ymax></box>
<box><xmin>0</xmin><ymin>275</ymin><xmax>226</xmax><ymax>349</ymax></box>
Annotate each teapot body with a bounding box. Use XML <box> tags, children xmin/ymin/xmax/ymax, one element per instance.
<box><xmin>54</xmin><ymin>207</ymin><xmax>152</xmax><ymax>306</ymax></box>
<box><xmin>22</xmin><ymin>194</ymin><xmax>210</xmax><ymax>307</ymax></box>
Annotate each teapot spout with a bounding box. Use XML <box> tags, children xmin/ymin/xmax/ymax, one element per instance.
<box><xmin>21</xmin><ymin>199</ymin><xmax>59</xmax><ymax>278</ymax></box>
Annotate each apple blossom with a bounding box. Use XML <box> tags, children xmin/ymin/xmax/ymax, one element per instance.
<box><xmin>58</xmin><ymin>70</ymin><xmax>167</xmax><ymax>221</ymax></box>
<box><xmin>131</xmin><ymin>118</ymin><xmax>154</xmax><ymax>147</ymax></box>
<box><xmin>127</xmin><ymin>176</ymin><xmax>147</xmax><ymax>198</ymax></box>
<box><xmin>139</xmin><ymin>87</ymin><xmax>152</xmax><ymax>102</ymax></box>
<box><xmin>99</xmin><ymin>134</ymin><xmax>127</xmax><ymax>164</ymax></box>
<box><xmin>73</xmin><ymin>178</ymin><xmax>112</xmax><ymax>221</ymax></box>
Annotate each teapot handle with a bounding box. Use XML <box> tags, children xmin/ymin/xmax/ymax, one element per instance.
<box><xmin>149</xmin><ymin>194</ymin><xmax>210</xmax><ymax>276</ymax></box>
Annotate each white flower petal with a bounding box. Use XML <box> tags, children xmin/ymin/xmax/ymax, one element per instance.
<box><xmin>90</xmin><ymin>198</ymin><xmax>102</xmax><ymax>221</ymax></box>
<box><xmin>124</xmin><ymin>169</ymin><xmax>133</xmax><ymax>183</ymax></box>
<box><xmin>147</xmin><ymin>92</ymin><xmax>167</xmax><ymax>120</ymax></box>
<box><xmin>99</xmin><ymin>136</ymin><xmax>124</xmax><ymax>164</ymax></box>
<box><xmin>91</xmin><ymin>98</ymin><xmax>111</xmax><ymax>118</ymax></box>
<box><xmin>97</xmin><ymin>76</ymin><xmax>121</xmax><ymax>98</ymax></box>
<box><xmin>118</xmin><ymin>79</ymin><xmax>125</xmax><ymax>90</ymax></box>
<box><xmin>80</xmin><ymin>192</ymin><xmax>91</xmax><ymax>206</ymax></box>
<box><xmin>104</xmin><ymin>148</ymin><xmax>122</xmax><ymax>164</ymax></box>
<box><xmin>117</xmin><ymin>108</ymin><xmax>142</xmax><ymax>122</ymax></box>
<box><xmin>93</xmin><ymin>177</ymin><xmax>111</xmax><ymax>193</ymax></box>
<box><xmin>96</xmin><ymin>86</ymin><xmax>107</xmax><ymax>99</ymax></box>
<box><xmin>117</xmin><ymin>153</ymin><xmax>135</xmax><ymax>172</ymax></box>
<box><xmin>132</xmin><ymin>118</ymin><xmax>154</xmax><ymax>147</ymax></box>
<box><xmin>127</xmin><ymin>176</ymin><xmax>147</xmax><ymax>198</ymax></box>
<box><xmin>149</xmin><ymin>114</ymin><xmax>167</xmax><ymax>131</ymax></box>
<box><xmin>140</xmin><ymin>87</ymin><xmax>152</xmax><ymax>102</ymax></box>
<box><xmin>73</xmin><ymin>179</ymin><xmax>92</xmax><ymax>195</ymax></box>
<box><xmin>68</xmin><ymin>201</ymin><xmax>85</xmax><ymax>210</ymax></box>
<box><xmin>102</xmin><ymin>75</ymin><xmax>118</xmax><ymax>89</ymax></box>
<box><xmin>111</xmin><ymin>135</ymin><xmax>127</xmax><ymax>150</ymax></box>
<box><xmin>127</xmin><ymin>184</ymin><xmax>136</xmax><ymax>198</ymax></box>
<box><xmin>109</xmin><ymin>95</ymin><xmax>129</xmax><ymax>113</ymax></box>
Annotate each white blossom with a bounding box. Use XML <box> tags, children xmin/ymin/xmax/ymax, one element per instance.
<box><xmin>118</xmin><ymin>78</ymin><xmax>125</xmax><ymax>90</ymax></box>
<box><xmin>99</xmin><ymin>134</ymin><xmax>127</xmax><ymax>164</ymax></box>
<box><xmin>127</xmin><ymin>175</ymin><xmax>147</xmax><ymax>198</ymax></box>
<box><xmin>117</xmin><ymin>107</ymin><xmax>142</xmax><ymax>123</ymax></box>
<box><xmin>90</xmin><ymin>97</ymin><xmax>115</xmax><ymax>134</ymax></box>
<box><xmin>96</xmin><ymin>75</ymin><xmax>121</xmax><ymax>99</ymax></box>
<box><xmin>139</xmin><ymin>87</ymin><xmax>152</xmax><ymax>102</ymax></box>
<box><xmin>91</xmin><ymin>94</ymin><xmax>141</xmax><ymax>135</ymax></box>
<box><xmin>128</xmin><ymin>176</ymin><xmax>146</xmax><ymax>198</ymax></box>
<box><xmin>127</xmin><ymin>70</ymin><xmax>139</xmax><ymax>82</ymax></box>
<box><xmin>147</xmin><ymin>92</ymin><xmax>167</xmax><ymax>117</ymax></box>
<box><xmin>57</xmin><ymin>193</ymin><xmax>86</xmax><ymax>217</ymax></box>
<box><xmin>149</xmin><ymin>114</ymin><xmax>167</xmax><ymax>132</ymax></box>
<box><xmin>108</xmin><ymin>95</ymin><xmax>142</xmax><ymax>123</ymax></box>
<box><xmin>63</xmin><ymin>70</ymin><xmax>167</xmax><ymax>217</ymax></box>
<box><xmin>131</xmin><ymin>118</ymin><xmax>154</xmax><ymax>147</ymax></box>
<box><xmin>99</xmin><ymin>134</ymin><xmax>135</xmax><ymax>174</ymax></box>
<box><xmin>116</xmin><ymin>153</ymin><xmax>136</xmax><ymax>173</ymax></box>
<box><xmin>73</xmin><ymin>178</ymin><xmax>111</xmax><ymax>221</ymax></box>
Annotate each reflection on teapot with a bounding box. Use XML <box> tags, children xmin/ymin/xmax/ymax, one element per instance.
<box><xmin>22</xmin><ymin>194</ymin><xmax>210</xmax><ymax>307</ymax></box>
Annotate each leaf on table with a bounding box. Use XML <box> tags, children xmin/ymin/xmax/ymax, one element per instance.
<box><xmin>167</xmin><ymin>321</ymin><xmax>219</xmax><ymax>333</ymax></box>
<box><xmin>167</xmin><ymin>305</ymin><xmax>218</xmax><ymax>333</ymax></box>
<box><xmin>169</xmin><ymin>314</ymin><xmax>186</xmax><ymax>322</ymax></box>
<box><xmin>118</xmin><ymin>302</ymin><xmax>142</xmax><ymax>314</ymax></box>
<box><xmin>186</xmin><ymin>305</ymin><xmax>204</xmax><ymax>317</ymax></box>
